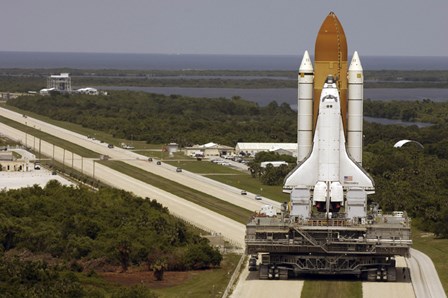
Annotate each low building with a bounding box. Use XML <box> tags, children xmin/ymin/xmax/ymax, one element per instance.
<box><xmin>235</xmin><ymin>143</ymin><xmax>297</xmax><ymax>157</ymax></box>
<box><xmin>184</xmin><ymin>142</ymin><xmax>234</xmax><ymax>157</ymax></box>
<box><xmin>0</xmin><ymin>152</ymin><xmax>31</xmax><ymax>172</ymax></box>
<box><xmin>166</xmin><ymin>143</ymin><xmax>179</xmax><ymax>157</ymax></box>
<box><xmin>0</xmin><ymin>152</ymin><xmax>14</xmax><ymax>161</ymax></box>
<box><xmin>76</xmin><ymin>87</ymin><xmax>99</xmax><ymax>95</ymax></box>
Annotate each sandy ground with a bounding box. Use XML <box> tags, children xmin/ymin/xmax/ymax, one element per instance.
<box><xmin>0</xmin><ymin>168</ymin><xmax>74</xmax><ymax>190</ymax></box>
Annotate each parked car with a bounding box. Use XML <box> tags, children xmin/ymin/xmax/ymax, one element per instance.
<box><xmin>248</xmin><ymin>256</ymin><xmax>257</xmax><ymax>271</ymax></box>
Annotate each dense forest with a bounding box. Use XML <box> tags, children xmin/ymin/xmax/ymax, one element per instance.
<box><xmin>7</xmin><ymin>92</ymin><xmax>296</xmax><ymax>146</ymax></box>
<box><xmin>6</xmin><ymin>93</ymin><xmax>448</xmax><ymax>237</ymax></box>
<box><xmin>0</xmin><ymin>182</ymin><xmax>221</xmax><ymax>296</ymax></box>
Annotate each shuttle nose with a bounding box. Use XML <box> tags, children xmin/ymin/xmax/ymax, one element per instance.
<box><xmin>325</xmin><ymin>75</ymin><xmax>335</xmax><ymax>84</ymax></box>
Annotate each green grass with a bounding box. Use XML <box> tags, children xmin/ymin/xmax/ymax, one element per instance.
<box><xmin>134</xmin><ymin>150</ymin><xmax>193</xmax><ymax>160</ymax></box>
<box><xmin>164</xmin><ymin>160</ymin><xmax>241</xmax><ymax>174</ymax></box>
<box><xmin>164</xmin><ymin>160</ymin><xmax>289</xmax><ymax>203</ymax></box>
<box><xmin>153</xmin><ymin>254</ymin><xmax>240</xmax><ymax>298</ymax></box>
<box><xmin>301</xmin><ymin>280</ymin><xmax>362</xmax><ymax>298</ymax></box>
<box><xmin>100</xmin><ymin>160</ymin><xmax>252</xmax><ymax>224</ymax></box>
<box><xmin>0</xmin><ymin>114</ymin><xmax>99</xmax><ymax>158</ymax></box>
<box><xmin>412</xmin><ymin>227</ymin><xmax>448</xmax><ymax>295</ymax></box>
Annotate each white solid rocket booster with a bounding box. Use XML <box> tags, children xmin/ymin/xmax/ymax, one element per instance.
<box><xmin>297</xmin><ymin>50</ymin><xmax>314</xmax><ymax>162</ymax></box>
<box><xmin>347</xmin><ymin>51</ymin><xmax>364</xmax><ymax>164</ymax></box>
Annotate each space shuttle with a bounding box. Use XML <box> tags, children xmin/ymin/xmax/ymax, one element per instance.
<box><xmin>283</xmin><ymin>12</ymin><xmax>374</xmax><ymax>213</ymax></box>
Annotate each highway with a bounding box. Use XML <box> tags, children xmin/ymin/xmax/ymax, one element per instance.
<box><xmin>1</xmin><ymin>107</ymin><xmax>445</xmax><ymax>297</ymax></box>
<box><xmin>0</xmin><ymin>107</ymin><xmax>278</xmax><ymax>214</ymax></box>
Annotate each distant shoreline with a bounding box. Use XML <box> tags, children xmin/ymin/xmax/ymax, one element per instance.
<box><xmin>1</xmin><ymin>51</ymin><xmax>448</xmax><ymax>71</ymax></box>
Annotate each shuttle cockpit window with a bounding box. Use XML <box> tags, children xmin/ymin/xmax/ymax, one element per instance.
<box><xmin>322</xmin><ymin>95</ymin><xmax>338</xmax><ymax>102</ymax></box>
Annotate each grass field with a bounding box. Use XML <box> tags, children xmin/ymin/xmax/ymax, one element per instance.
<box><xmin>152</xmin><ymin>254</ymin><xmax>241</xmax><ymax>298</ymax></box>
<box><xmin>301</xmin><ymin>280</ymin><xmax>362</xmax><ymax>298</ymax></box>
<box><xmin>100</xmin><ymin>160</ymin><xmax>252</xmax><ymax>224</ymax></box>
<box><xmin>164</xmin><ymin>160</ymin><xmax>243</xmax><ymax>174</ymax></box>
<box><xmin>164</xmin><ymin>160</ymin><xmax>289</xmax><ymax>203</ymax></box>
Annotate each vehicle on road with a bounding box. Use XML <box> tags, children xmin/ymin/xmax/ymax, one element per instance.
<box><xmin>241</xmin><ymin>190</ymin><xmax>247</xmax><ymax>195</ymax></box>
<box><xmin>156</xmin><ymin>161</ymin><xmax>161</xmax><ymax>165</ymax></box>
<box><xmin>248</xmin><ymin>256</ymin><xmax>257</xmax><ymax>271</ymax></box>
<box><xmin>121</xmin><ymin>143</ymin><xmax>135</xmax><ymax>149</ymax></box>
<box><xmin>176</xmin><ymin>167</ymin><xmax>182</xmax><ymax>172</ymax></box>
<box><xmin>107</xmin><ymin>144</ymin><xmax>114</xmax><ymax>148</ymax></box>
<box><xmin>255</xmin><ymin>195</ymin><xmax>262</xmax><ymax>200</ymax></box>
<box><xmin>148</xmin><ymin>157</ymin><xmax>153</xmax><ymax>162</ymax></box>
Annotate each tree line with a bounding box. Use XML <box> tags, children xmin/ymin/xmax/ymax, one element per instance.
<box><xmin>7</xmin><ymin>92</ymin><xmax>296</xmax><ymax>146</ymax></box>
<box><xmin>0</xmin><ymin>182</ymin><xmax>221</xmax><ymax>296</ymax></box>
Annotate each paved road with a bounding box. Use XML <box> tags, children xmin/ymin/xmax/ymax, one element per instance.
<box><xmin>231</xmin><ymin>259</ymin><xmax>304</xmax><ymax>298</ymax></box>
<box><xmin>407</xmin><ymin>248</ymin><xmax>447</xmax><ymax>298</ymax></box>
<box><xmin>363</xmin><ymin>256</ymin><xmax>415</xmax><ymax>298</ymax></box>
<box><xmin>1</xmin><ymin>108</ymin><xmax>277</xmax><ymax>214</ymax></box>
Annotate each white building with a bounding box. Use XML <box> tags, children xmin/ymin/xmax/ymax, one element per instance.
<box><xmin>184</xmin><ymin>142</ymin><xmax>234</xmax><ymax>157</ymax></box>
<box><xmin>0</xmin><ymin>152</ymin><xmax>31</xmax><ymax>172</ymax></box>
<box><xmin>77</xmin><ymin>87</ymin><xmax>99</xmax><ymax>95</ymax></box>
<box><xmin>235</xmin><ymin>143</ymin><xmax>297</xmax><ymax>157</ymax></box>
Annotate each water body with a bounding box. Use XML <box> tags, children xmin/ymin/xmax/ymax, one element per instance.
<box><xmin>1</xmin><ymin>51</ymin><xmax>448</xmax><ymax>70</ymax></box>
<box><xmin>364</xmin><ymin>116</ymin><xmax>432</xmax><ymax>128</ymax></box>
<box><xmin>95</xmin><ymin>86</ymin><xmax>448</xmax><ymax>108</ymax></box>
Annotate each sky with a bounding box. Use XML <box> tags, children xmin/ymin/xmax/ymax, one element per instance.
<box><xmin>1</xmin><ymin>0</ymin><xmax>447</xmax><ymax>56</ymax></box>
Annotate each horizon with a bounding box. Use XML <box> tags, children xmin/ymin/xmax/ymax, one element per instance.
<box><xmin>1</xmin><ymin>50</ymin><xmax>448</xmax><ymax>58</ymax></box>
<box><xmin>1</xmin><ymin>1</ymin><xmax>447</xmax><ymax>56</ymax></box>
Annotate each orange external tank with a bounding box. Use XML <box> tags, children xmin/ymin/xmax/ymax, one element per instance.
<box><xmin>314</xmin><ymin>12</ymin><xmax>348</xmax><ymax>132</ymax></box>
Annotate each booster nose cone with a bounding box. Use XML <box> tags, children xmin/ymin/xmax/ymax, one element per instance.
<box><xmin>299</xmin><ymin>50</ymin><xmax>313</xmax><ymax>73</ymax></box>
<box><xmin>349</xmin><ymin>51</ymin><xmax>363</xmax><ymax>72</ymax></box>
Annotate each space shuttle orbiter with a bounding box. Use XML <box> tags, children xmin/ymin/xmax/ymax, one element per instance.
<box><xmin>284</xmin><ymin>75</ymin><xmax>374</xmax><ymax>212</ymax></box>
<box><xmin>284</xmin><ymin>12</ymin><xmax>374</xmax><ymax>213</ymax></box>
